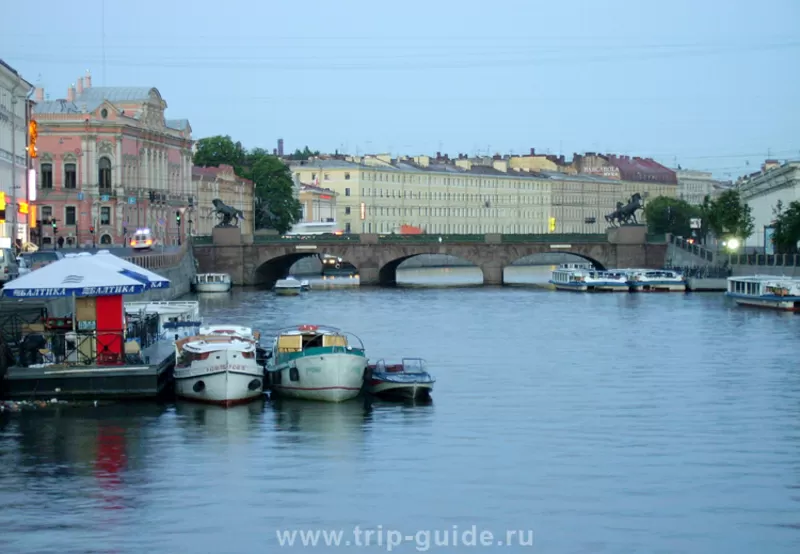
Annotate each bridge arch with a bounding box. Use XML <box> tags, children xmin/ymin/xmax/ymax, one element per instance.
<box><xmin>378</xmin><ymin>253</ymin><xmax>484</xmax><ymax>286</ymax></box>
<box><xmin>508</xmin><ymin>251</ymin><xmax>607</xmax><ymax>270</ymax></box>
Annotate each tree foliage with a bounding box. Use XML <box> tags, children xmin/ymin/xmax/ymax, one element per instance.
<box><xmin>193</xmin><ymin>135</ymin><xmax>302</xmax><ymax>233</ymax></box>
<box><xmin>771</xmin><ymin>200</ymin><xmax>800</xmax><ymax>254</ymax></box>
<box><xmin>703</xmin><ymin>190</ymin><xmax>754</xmax><ymax>240</ymax></box>
<box><xmin>643</xmin><ymin>196</ymin><xmax>699</xmax><ymax>237</ymax></box>
<box><xmin>286</xmin><ymin>146</ymin><xmax>320</xmax><ymax>161</ymax></box>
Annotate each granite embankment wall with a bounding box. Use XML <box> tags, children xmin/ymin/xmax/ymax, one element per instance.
<box><xmin>1</xmin><ymin>248</ymin><xmax>197</xmax><ymax>318</ymax></box>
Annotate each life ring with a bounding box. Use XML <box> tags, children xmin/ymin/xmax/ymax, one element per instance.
<box><xmin>298</xmin><ymin>324</ymin><xmax>318</xmax><ymax>332</ymax></box>
<box><xmin>335</xmin><ymin>263</ymin><xmax>341</xmax><ymax>269</ymax></box>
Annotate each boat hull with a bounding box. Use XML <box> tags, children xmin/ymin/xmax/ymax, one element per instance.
<box><xmin>550</xmin><ymin>281</ymin><xmax>588</xmax><ymax>292</ymax></box>
<box><xmin>269</xmin><ymin>351</ymin><xmax>366</xmax><ymax>402</ymax></box>
<box><xmin>726</xmin><ymin>292</ymin><xmax>800</xmax><ymax>311</ymax></box>
<box><xmin>275</xmin><ymin>287</ymin><xmax>301</xmax><ymax>296</ymax></box>
<box><xmin>370</xmin><ymin>379</ymin><xmax>434</xmax><ymax>400</ymax></box>
<box><xmin>194</xmin><ymin>283</ymin><xmax>231</xmax><ymax>293</ymax></box>
<box><xmin>629</xmin><ymin>281</ymin><xmax>686</xmax><ymax>292</ymax></box>
<box><xmin>174</xmin><ymin>350</ymin><xmax>263</xmax><ymax>406</ymax></box>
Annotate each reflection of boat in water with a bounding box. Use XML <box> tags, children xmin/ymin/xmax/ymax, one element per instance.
<box><xmin>269</xmin><ymin>397</ymin><xmax>371</xmax><ymax>440</ymax></box>
<box><xmin>174</xmin><ymin>398</ymin><xmax>267</xmax><ymax>437</ymax></box>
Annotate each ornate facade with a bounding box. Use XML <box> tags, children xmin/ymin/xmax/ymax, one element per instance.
<box><xmin>31</xmin><ymin>71</ymin><xmax>193</xmax><ymax>247</ymax></box>
<box><xmin>192</xmin><ymin>165</ymin><xmax>254</xmax><ymax>236</ymax></box>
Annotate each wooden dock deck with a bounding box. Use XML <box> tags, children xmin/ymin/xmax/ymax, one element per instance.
<box><xmin>2</xmin><ymin>340</ymin><xmax>176</xmax><ymax>401</ymax></box>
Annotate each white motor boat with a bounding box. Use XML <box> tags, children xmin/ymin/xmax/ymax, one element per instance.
<box><xmin>274</xmin><ymin>277</ymin><xmax>303</xmax><ymax>296</ymax></box>
<box><xmin>624</xmin><ymin>269</ymin><xmax>686</xmax><ymax>292</ymax></box>
<box><xmin>266</xmin><ymin>324</ymin><xmax>367</xmax><ymax>402</ymax></box>
<box><xmin>174</xmin><ymin>333</ymin><xmax>264</xmax><ymax>407</ymax></box>
<box><xmin>194</xmin><ymin>273</ymin><xmax>232</xmax><ymax>293</ymax></box>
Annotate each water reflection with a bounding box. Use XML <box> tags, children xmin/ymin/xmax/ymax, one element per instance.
<box><xmin>173</xmin><ymin>398</ymin><xmax>267</xmax><ymax>442</ymax></box>
<box><xmin>268</xmin><ymin>397</ymin><xmax>373</xmax><ymax>444</ymax></box>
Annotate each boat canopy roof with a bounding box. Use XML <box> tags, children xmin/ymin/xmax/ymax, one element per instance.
<box><xmin>200</xmin><ymin>324</ymin><xmax>257</xmax><ymax>340</ymax></box>
<box><xmin>277</xmin><ymin>324</ymin><xmax>344</xmax><ymax>336</ymax></box>
<box><xmin>177</xmin><ymin>335</ymin><xmax>256</xmax><ymax>354</ymax></box>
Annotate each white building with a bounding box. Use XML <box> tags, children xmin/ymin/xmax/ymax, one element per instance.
<box><xmin>674</xmin><ymin>168</ymin><xmax>728</xmax><ymax>205</ymax></box>
<box><xmin>0</xmin><ymin>59</ymin><xmax>34</xmax><ymax>243</ymax></box>
<box><xmin>737</xmin><ymin>161</ymin><xmax>800</xmax><ymax>250</ymax></box>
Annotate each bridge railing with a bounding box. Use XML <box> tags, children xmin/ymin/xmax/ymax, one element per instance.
<box><xmin>124</xmin><ymin>242</ymin><xmax>189</xmax><ymax>270</ymax></box>
<box><xmin>500</xmin><ymin>233</ymin><xmax>607</xmax><ymax>243</ymax></box>
<box><xmin>378</xmin><ymin>233</ymin><xmax>486</xmax><ymax>243</ymax></box>
<box><xmin>669</xmin><ymin>235</ymin><xmax>714</xmax><ymax>263</ymax></box>
<box><xmin>725</xmin><ymin>253</ymin><xmax>800</xmax><ymax>267</ymax></box>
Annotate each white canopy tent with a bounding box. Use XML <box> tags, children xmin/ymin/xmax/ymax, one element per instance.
<box><xmin>93</xmin><ymin>250</ymin><xmax>171</xmax><ymax>289</ymax></box>
<box><xmin>1</xmin><ymin>252</ymin><xmax>149</xmax><ymax>299</ymax></box>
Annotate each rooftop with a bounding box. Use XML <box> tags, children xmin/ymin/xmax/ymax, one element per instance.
<box><xmin>192</xmin><ymin>165</ymin><xmax>253</xmax><ymax>185</ymax></box>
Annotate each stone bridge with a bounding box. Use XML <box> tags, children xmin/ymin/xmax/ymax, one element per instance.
<box><xmin>193</xmin><ymin>226</ymin><xmax>666</xmax><ymax>287</ymax></box>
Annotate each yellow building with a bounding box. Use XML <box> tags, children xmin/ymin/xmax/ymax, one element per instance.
<box><xmin>299</xmin><ymin>183</ymin><xmax>337</xmax><ymax>222</ymax></box>
<box><xmin>191</xmin><ymin>165</ymin><xmax>254</xmax><ymax>235</ymax></box>
<box><xmin>290</xmin><ymin>155</ymin><xmax>677</xmax><ymax>234</ymax></box>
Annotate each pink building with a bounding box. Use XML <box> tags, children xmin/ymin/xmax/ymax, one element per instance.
<box><xmin>31</xmin><ymin>71</ymin><xmax>193</xmax><ymax>247</ymax></box>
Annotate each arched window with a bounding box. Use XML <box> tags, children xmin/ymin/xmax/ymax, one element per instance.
<box><xmin>98</xmin><ymin>157</ymin><xmax>112</xmax><ymax>189</ymax></box>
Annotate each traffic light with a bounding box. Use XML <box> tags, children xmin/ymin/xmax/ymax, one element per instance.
<box><xmin>175</xmin><ymin>210</ymin><xmax>181</xmax><ymax>224</ymax></box>
<box><xmin>548</xmin><ymin>217</ymin><xmax>556</xmax><ymax>232</ymax></box>
<box><xmin>51</xmin><ymin>218</ymin><xmax>57</xmax><ymax>234</ymax></box>
<box><xmin>89</xmin><ymin>225</ymin><xmax>95</xmax><ymax>234</ymax></box>
<box><xmin>0</xmin><ymin>192</ymin><xmax>5</xmax><ymax>222</ymax></box>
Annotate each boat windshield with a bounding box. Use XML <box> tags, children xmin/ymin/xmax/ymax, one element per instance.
<box><xmin>402</xmin><ymin>358</ymin><xmax>426</xmax><ymax>373</ymax></box>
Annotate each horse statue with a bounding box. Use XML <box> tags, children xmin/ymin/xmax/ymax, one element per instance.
<box><xmin>604</xmin><ymin>193</ymin><xmax>644</xmax><ymax>227</ymax></box>
<box><xmin>210</xmin><ymin>198</ymin><xmax>245</xmax><ymax>228</ymax></box>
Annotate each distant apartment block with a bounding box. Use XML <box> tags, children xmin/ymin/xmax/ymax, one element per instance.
<box><xmin>290</xmin><ymin>152</ymin><xmax>678</xmax><ymax>235</ymax></box>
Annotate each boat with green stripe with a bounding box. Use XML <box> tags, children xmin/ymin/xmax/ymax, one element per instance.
<box><xmin>265</xmin><ymin>324</ymin><xmax>368</xmax><ymax>402</ymax></box>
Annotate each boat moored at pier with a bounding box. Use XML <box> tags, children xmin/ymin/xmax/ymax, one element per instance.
<box><xmin>549</xmin><ymin>263</ymin><xmax>627</xmax><ymax>292</ymax></box>
<box><xmin>174</xmin><ymin>333</ymin><xmax>264</xmax><ymax>407</ymax></box>
<box><xmin>193</xmin><ymin>273</ymin><xmax>232</xmax><ymax>293</ymax></box>
<box><xmin>624</xmin><ymin>269</ymin><xmax>686</xmax><ymax>292</ymax></box>
<box><xmin>726</xmin><ymin>275</ymin><xmax>800</xmax><ymax>311</ymax></box>
<box><xmin>265</xmin><ymin>324</ymin><xmax>367</xmax><ymax>402</ymax></box>
<box><xmin>367</xmin><ymin>358</ymin><xmax>435</xmax><ymax>400</ymax></box>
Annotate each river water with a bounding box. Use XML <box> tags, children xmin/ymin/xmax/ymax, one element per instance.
<box><xmin>1</xmin><ymin>266</ymin><xmax>800</xmax><ymax>553</ymax></box>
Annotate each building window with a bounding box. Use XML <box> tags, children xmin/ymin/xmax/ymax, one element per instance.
<box><xmin>65</xmin><ymin>206</ymin><xmax>76</xmax><ymax>225</ymax></box>
<box><xmin>98</xmin><ymin>157</ymin><xmax>112</xmax><ymax>189</ymax></box>
<box><xmin>345</xmin><ymin>222</ymin><xmax>351</xmax><ymax>233</ymax></box>
<box><xmin>345</xmin><ymin>188</ymin><xmax>351</xmax><ymax>196</ymax></box>
<box><xmin>64</xmin><ymin>163</ymin><xmax>77</xmax><ymax>189</ymax></box>
<box><xmin>40</xmin><ymin>163</ymin><xmax>53</xmax><ymax>189</ymax></box>
<box><xmin>344</xmin><ymin>207</ymin><xmax>351</xmax><ymax>215</ymax></box>
<box><xmin>344</xmin><ymin>172</ymin><xmax>350</xmax><ymax>180</ymax></box>
<box><xmin>100</xmin><ymin>206</ymin><xmax>111</xmax><ymax>225</ymax></box>
<box><xmin>41</xmin><ymin>206</ymin><xmax>53</xmax><ymax>220</ymax></box>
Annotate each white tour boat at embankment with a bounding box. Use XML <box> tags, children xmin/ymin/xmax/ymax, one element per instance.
<box><xmin>549</xmin><ymin>263</ymin><xmax>628</xmax><ymax>292</ymax></box>
<box><xmin>624</xmin><ymin>269</ymin><xmax>686</xmax><ymax>292</ymax></box>
<box><xmin>726</xmin><ymin>275</ymin><xmax>800</xmax><ymax>311</ymax></box>
<box><xmin>265</xmin><ymin>324</ymin><xmax>367</xmax><ymax>402</ymax></box>
<box><xmin>193</xmin><ymin>273</ymin><xmax>232</xmax><ymax>293</ymax></box>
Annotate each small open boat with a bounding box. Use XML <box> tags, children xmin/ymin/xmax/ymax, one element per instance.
<box><xmin>366</xmin><ymin>358</ymin><xmax>435</xmax><ymax>400</ymax></box>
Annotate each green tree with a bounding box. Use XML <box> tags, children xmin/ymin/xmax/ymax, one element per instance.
<box><xmin>771</xmin><ymin>200</ymin><xmax>800</xmax><ymax>254</ymax></box>
<box><xmin>705</xmin><ymin>190</ymin><xmax>754</xmax><ymax>240</ymax></box>
<box><xmin>287</xmin><ymin>146</ymin><xmax>320</xmax><ymax>161</ymax></box>
<box><xmin>192</xmin><ymin>135</ymin><xmax>246</xmax><ymax>174</ymax></box>
<box><xmin>643</xmin><ymin>196</ymin><xmax>699</xmax><ymax>237</ymax></box>
<box><xmin>251</xmin><ymin>155</ymin><xmax>302</xmax><ymax>233</ymax></box>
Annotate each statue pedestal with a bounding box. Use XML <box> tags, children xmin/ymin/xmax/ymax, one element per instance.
<box><xmin>607</xmin><ymin>224</ymin><xmax>646</xmax><ymax>245</ymax></box>
<box><xmin>212</xmin><ymin>226</ymin><xmax>243</xmax><ymax>246</ymax></box>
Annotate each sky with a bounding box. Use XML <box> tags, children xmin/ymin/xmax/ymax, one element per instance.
<box><xmin>2</xmin><ymin>0</ymin><xmax>799</xmax><ymax>180</ymax></box>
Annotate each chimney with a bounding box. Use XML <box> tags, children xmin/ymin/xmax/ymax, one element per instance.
<box><xmin>67</xmin><ymin>84</ymin><xmax>76</xmax><ymax>102</ymax></box>
<box><xmin>34</xmin><ymin>87</ymin><xmax>44</xmax><ymax>102</ymax></box>
<box><xmin>277</xmin><ymin>138</ymin><xmax>284</xmax><ymax>157</ymax></box>
<box><xmin>84</xmin><ymin>70</ymin><xmax>92</xmax><ymax>88</ymax></box>
<box><xmin>76</xmin><ymin>77</ymin><xmax>84</xmax><ymax>95</ymax></box>
<box><xmin>530</xmin><ymin>148</ymin><xmax>535</xmax><ymax>156</ymax></box>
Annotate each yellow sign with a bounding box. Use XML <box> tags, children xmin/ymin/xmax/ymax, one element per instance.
<box><xmin>0</xmin><ymin>192</ymin><xmax>5</xmax><ymax>210</ymax></box>
<box><xmin>27</xmin><ymin>120</ymin><xmax>38</xmax><ymax>158</ymax></box>
<box><xmin>30</xmin><ymin>205</ymin><xmax>37</xmax><ymax>227</ymax></box>
<box><xmin>18</xmin><ymin>201</ymin><xmax>29</xmax><ymax>214</ymax></box>
<box><xmin>548</xmin><ymin>217</ymin><xmax>556</xmax><ymax>232</ymax></box>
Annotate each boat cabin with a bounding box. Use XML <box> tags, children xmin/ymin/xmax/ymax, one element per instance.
<box><xmin>195</xmin><ymin>273</ymin><xmax>231</xmax><ymax>285</ymax></box>
<box><xmin>175</xmin><ymin>335</ymin><xmax>256</xmax><ymax>367</ymax></box>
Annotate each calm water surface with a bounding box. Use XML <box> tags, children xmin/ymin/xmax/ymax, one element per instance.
<box><xmin>2</xmin><ymin>269</ymin><xmax>800</xmax><ymax>553</ymax></box>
